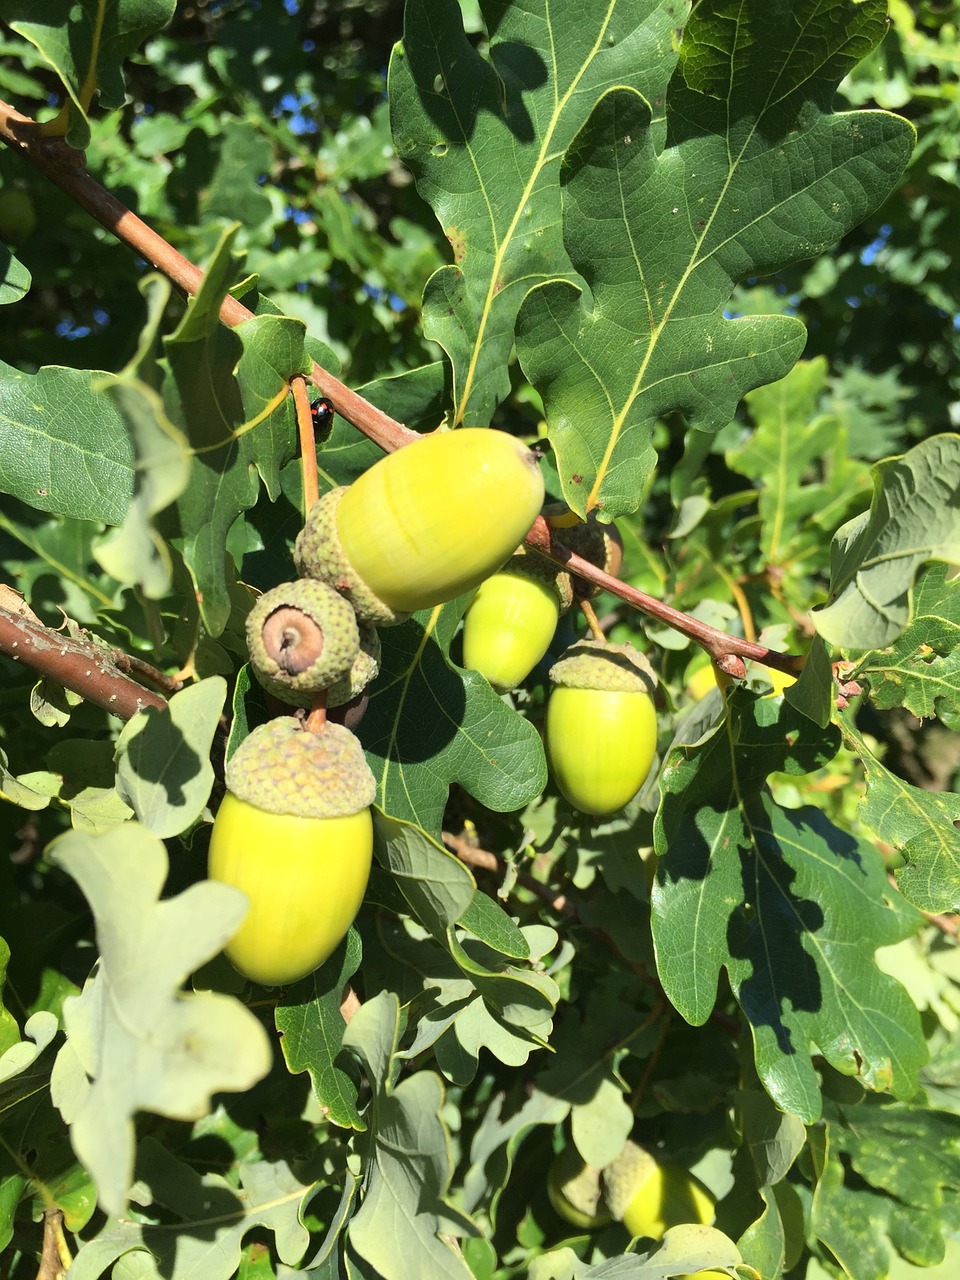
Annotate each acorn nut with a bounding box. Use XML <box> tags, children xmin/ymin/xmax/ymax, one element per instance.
<box><xmin>546</xmin><ymin>639</ymin><xmax>658</xmax><ymax>816</ymax></box>
<box><xmin>462</xmin><ymin>547</ymin><xmax>573</xmax><ymax>692</ymax></box>
<box><xmin>246</xmin><ymin>579</ymin><xmax>360</xmax><ymax>707</ymax></box>
<box><xmin>208</xmin><ymin>717</ymin><xmax>376</xmax><ymax>986</ymax></box>
<box><xmin>295</xmin><ymin>427</ymin><xmax>545</xmax><ymax>625</ymax></box>
<box><xmin>602</xmin><ymin>1140</ymin><xmax>715</xmax><ymax>1240</ymax></box>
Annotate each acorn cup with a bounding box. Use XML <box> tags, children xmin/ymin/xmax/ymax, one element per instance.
<box><xmin>550</xmin><ymin>507</ymin><xmax>624</xmax><ymax>598</ymax></box>
<box><xmin>246</xmin><ymin>579</ymin><xmax>360</xmax><ymax>707</ymax></box>
<box><xmin>294</xmin><ymin>427</ymin><xmax>545</xmax><ymax>625</ymax></box>
<box><xmin>602</xmin><ymin>1140</ymin><xmax>715</xmax><ymax>1239</ymax></box>
<box><xmin>208</xmin><ymin>717</ymin><xmax>377</xmax><ymax>986</ymax></box>
<box><xmin>546</xmin><ymin>639</ymin><xmax>658</xmax><ymax>816</ymax></box>
<box><xmin>461</xmin><ymin>547</ymin><xmax>573</xmax><ymax>692</ymax></box>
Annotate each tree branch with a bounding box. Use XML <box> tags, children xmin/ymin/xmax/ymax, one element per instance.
<box><xmin>0</xmin><ymin>606</ymin><xmax>168</xmax><ymax>720</ymax></box>
<box><xmin>0</xmin><ymin>98</ymin><xmax>419</xmax><ymax>456</ymax></box>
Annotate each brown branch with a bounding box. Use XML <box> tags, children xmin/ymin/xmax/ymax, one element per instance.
<box><xmin>527</xmin><ymin>517</ymin><xmax>807</xmax><ymax>677</ymax></box>
<box><xmin>292</xmin><ymin>375</ymin><xmax>320</xmax><ymax>510</ymax></box>
<box><xmin>0</xmin><ymin>606</ymin><xmax>167</xmax><ymax>720</ymax></box>
<box><xmin>0</xmin><ymin>99</ymin><xmax>419</xmax><ymax>456</ymax></box>
<box><xmin>443</xmin><ymin>830</ymin><xmax>573</xmax><ymax>916</ymax></box>
<box><xmin>0</xmin><ymin>99</ymin><xmax>810</xmax><ymax>684</ymax></box>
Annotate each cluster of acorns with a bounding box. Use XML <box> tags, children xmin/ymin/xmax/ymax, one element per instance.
<box><xmin>208</xmin><ymin>423</ymin><xmax>660</xmax><ymax>987</ymax></box>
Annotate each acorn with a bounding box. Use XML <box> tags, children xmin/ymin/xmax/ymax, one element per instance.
<box><xmin>294</xmin><ymin>428</ymin><xmax>545</xmax><ymax>625</ymax></box>
<box><xmin>246</xmin><ymin>579</ymin><xmax>360</xmax><ymax>707</ymax></box>
<box><xmin>548</xmin><ymin>1145</ymin><xmax>611</xmax><ymax>1230</ymax></box>
<box><xmin>551</xmin><ymin>507</ymin><xmax>624</xmax><ymax>598</ymax></box>
<box><xmin>602</xmin><ymin>1141</ymin><xmax>715</xmax><ymax>1239</ymax></box>
<box><xmin>461</xmin><ymin>547</ymin><xmax>573</xmax><ymax>691</ymax></box>
<box><xmin>546</xmin><ymin>639</ymin><xmax>658</xmax><ymax>816</ymax></box>
<box><xmin>208</xmin><ymin>717</ymin><xmax>376</xmax><ymax>986</ymax></box>
<box><xmin>327</xmin><ymin>623</ymin><xmax>381</xmax><ymax>708</ymax></box>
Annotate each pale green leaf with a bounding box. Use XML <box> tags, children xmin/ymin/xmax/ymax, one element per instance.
<box><xmin>115</xmin><ymin>676</ymin><xmax>227</xmax><ymax>839</ymax></box>
<box><xmin>47</xmin><ymin>824</ymin><xmax>272</xmax><ymax>1215</ymax></box>
<box><xmin>814</xmin><ymin>434</ymin><xmax>960</xmax><ymax>649</ymax></box>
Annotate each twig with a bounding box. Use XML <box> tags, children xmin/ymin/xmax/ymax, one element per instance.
<box><xmin>0</xmin><ymin>606</ymin><xmax>167</xmax><ymax>719</ymax></box>
<box><xmin>0</xmin><ymin>98</ymin><xmax>419</xmax><ymax>456</ymax></box>
<box><xmin>340</xmin><ymin>983</ymin><xmax>362</xmax><ymax>1023</ymax></box>
<box><xmin>443</xmin><ymin>830</ymin><xmax>573</xmax><ymax>916</ymax></box>
<box><xmin>530</xmin><ymin>519</ymin><xmax>806</xmax><ymax>677</ymax></box>
<box><xmin>292</xmin><ymin>376</ymin><xmax>320</xmax><ymax>511</ymax></box>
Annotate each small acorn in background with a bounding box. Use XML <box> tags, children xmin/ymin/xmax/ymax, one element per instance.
<box><xmin>246</xmin><ymin>579</ymin><xmax>361</xmax><ymax>707</ymax></box>
<box><xmin>294</xmin><ymin>427</ymin><xmax>545</xmax><ymax>625</ymax></box>
<box><xmin>208</xmin><ymin>717</ymin><xmax>376</xmax><ymax>986</ymax></box>
<box><xmin>546</xmin><ymin>639</ymin><xmax>658</xmax><ymax>816</ymax></box>
<box><xmin>551</xmin><ymin>506</ymin><xmax>624</xmax><ymax>597</ymax></box>
<box><xmin>462</xmin><ymin>547</ymin><xmax>573</xmax><ymax>692</ymax></box>
<box><xmin>602</xmin><ymin>1140</ymin><xmax>715</xmax><ymax>1239</ymax></box>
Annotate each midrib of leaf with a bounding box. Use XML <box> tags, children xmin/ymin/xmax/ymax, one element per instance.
<box><xmin>0</xmin><ymin>511</ymin><xmax>114</xmax><ymax>608</ymax></box>
<box><xmin>376</xmin><ymin>610</ymin><xmax>438</xmax><ymax>800</ymax></box>
<box><xmin>587</xmin><ymin>8</ymin><xmax>836</xmax><ymax>509</ymax></box>
<box><xmin>457</xmin><ymin>0</ymin><xmax>619</xmax><ymax>424</ymax></box>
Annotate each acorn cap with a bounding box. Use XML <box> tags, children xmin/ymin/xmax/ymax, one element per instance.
<box><xmin>294</xmin><ymin>487</ymin><xmax>410</xmax><ymax>627</ymax></box>
<box><xmin>225</xmin><ymin>717</ymin><xmax>376</xmax><ymax>819</ymax></box>
<box><xmin>499</xmin><ymin>545</ymin><xmax>574</xmax><ymax>615</ymax></box>
<box><xmin>546</xmin><ymin>506</ymin><xmax>624</xmax><ymax>597</ymax></box>
<box><xmin>246</xmin><ymin>578</ymin><xmax>361</xmax><ymax>705</ymax></box>
<box><xmin>602</xmin><ymin>1141</ymin><xmax>658</xmax><ymax>1222</ymax></box>
<box><xmin>327</xmin><ymin>622</ymin><xmax>381</xmax><ymax>708</ymax></box>
<box><xmin>549</xmin><ymin>639</ymin><xmax>657</xmax><ymax>696</ymax></box>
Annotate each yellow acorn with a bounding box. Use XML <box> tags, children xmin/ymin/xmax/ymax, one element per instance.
<box><xmin>208</xmin><ymin>717</ymin><xmax>376</xmax><ymax>986</ymax></box>
<box><xmin>462</xmin><ymin>548</ymin><xmax>573</xmax><ymax>691</ymax></box>
<box><xmin>546</xmin><ymin>640</ymin><xmax>658</xmax><ymax>816</ymax></box>
<box><xmin>295</xmin><ymin>428</ymin><xmax>545</xmax><ymax>625</ymax></box>
<box><xmin>602</xmin><ymin>1141</ymin><xmax>715</xmax><ymax>1239</ymax></box>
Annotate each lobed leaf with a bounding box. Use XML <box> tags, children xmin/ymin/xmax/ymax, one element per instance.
<box><xmin>814</xmin><ymin>434</ymin><xmax>960</xmax><ymax>650</ymax></box>
<box><xmin>361</xmin><ymin>604</ymin><xmax>547</xmax><ymax>836</ymax></box>
<box><xmin>390</xmin><ymin>0</ymin><xmax>684</xmax><ymax>425</ymax></box>
<box><xmin>842</xmin><ymin>716</ymin><xmax>960</xmax><ymax>915</ymax></box>
<box><xmin>47</xmin><ymin>824</ymin><xmax>272</xmax><ymax>1215</ymax></box>
<box><xmin>517</xmin><ymin>0</ymin><xmax>913</xmax><ymax>517</ymax></box>
<box><xmin>652</xmin><ymin>692</ymin><xmax>926</xmax><ymax>1121</ymax></box>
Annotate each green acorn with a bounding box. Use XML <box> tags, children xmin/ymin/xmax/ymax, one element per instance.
<box><xmin>246</xmin><ymin>579</ymin><xmax>360</xmax><ymax>707</ymax></box>
<box><xmin>546</xmin><ymin>639</ymin><xmax>658</xmax><ymax>816</ymax></box>
<box><xmin>294</xmin><ymin>428</ymin><xmax>545</xmax><ymax>625</ymax></box>
<box><xmin>461</xmin><ymin>547</ymin><xmax>573</xmax><ymax>692</ymax></box>
<box><xmin>602</xmin><ymin>1140</ymin><xmax>715</xmax><ymax>1239</ymax></box>
<box><xmin>327</xmin><ymin>623</ymin><xmax>381</xmax><ymax>708</ymax></box>
<box><xmin>208</xmin><ymin>717</ymin><xmax>376</xmax><ymax>986</ymax></box>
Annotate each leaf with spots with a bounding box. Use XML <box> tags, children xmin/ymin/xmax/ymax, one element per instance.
<box><xmin>516</xmin><ymin>0</ymin><xmax>914</xmax><ymax>517</ymax></box>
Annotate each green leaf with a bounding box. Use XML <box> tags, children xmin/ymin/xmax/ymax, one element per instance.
<box><xmin>0</xmin><ymin>361</ymin><xmax>134</xmax><ymax>523</ymax></box>
<box><xmin>855</xmin><ymin>561</ymin><xmax>960</xmax><ymax>729</ymax></box>
<box><xmin>343</xmin><ymin>992</ymin><xmax>478</xmax><ymax>1280</ymax></box>
<box><xmin>518</xmin><ymin>0</ymin><xmax>912</xmax><ymax>516</ymax></box>
<box><xmin>115</xmin><ymin>676</ymin><xmax>227</xmax><ymax>839</ymax></box>
<box><xmin>2</xmin><ymin>0</ymin><xmax>177</xmax><ymax>149</ymax></box>
<box><xmin>814</xmin><ymin>434</ymin><xmax>960</xmax><ymax>649</ymax></box>
<box><xmin>0</xmin><ymin>938</ymin><xmax>17</xmax><ymax>1056</ymax></box>
<box><xmin>652</xmin><ymin>693</ymin><xmax>926</xmax><ymax>1121</ymax></box>
<box><xmin>390</xmin><ymin>0</ymin><xmax>683</xmax><ymax>425</ymax></box>
<box><xmin>841</xmin><ymin>716</ymin><xmax>960</xmax><ymax>915</ymax></box>
<box><xmin>728</xmin><ymin>358</ymin><xmax>870</xmax><ymax>571</ymax></box>
<box><xmin>0</xmin><ymin>244</ymin><xmax>30</xmax><ymax>305</ymax></box>
<box><xmin>165</xmin><ymin>228</ymin><xmax>307</xmax><ymax>635</ymax></box>
<box><xmin>362</xmin><ymin>606</ymin><xmax>547</xmax><ymax>836</ymax></box>
<box><xmin>66</xmin><ymin>1139</ymin><xmax>312</xmax><ymax>1280</ymax></box>
<box><xmin>47</xmin><ymin>823</ymin><xmax>272</xmax><ymax>1215</ymax></box>
<box><xmin>374</xmin><ymin>811</ymin><xmax>476</xmax><ymax>939</ymax></box>
<box><xmin>737</xmin><ymin>1087</ymin><xmax>806</xmax><ymax>1187</ymax></box>
<box><xmin>94</xmin><ymin>378</ymin><xmax>192</xmax><ymax>598</ymax></box>
<box><xmin>276</xmin><ymin>929</ymin><xmax>366</xmax><ymax>1131</ymax></box>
